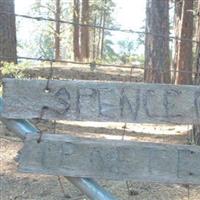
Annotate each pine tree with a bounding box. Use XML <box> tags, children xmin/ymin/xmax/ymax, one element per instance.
<box><xmin>192</xmin><ymin>0</ymin><xmax>200</xmax><ymax>145</ymax></box>
<box><xmin>174</xmin><ymin>0</ymin><xmax>193</xmax><ymax>85</ymax></box>
<box><xmin>55</xmin><ymin>0</ymin><xmax>61</xmax><ymax>60</ymax></box>
<box><xmin>81</xmin><ymin>0</ymin><xmax>90</xmax><ymax>60</ymax></box>
<box><xmin>144</xmin><ymin>0</ymin><xmax>170</xmax><ymax>83</ymax></box>
<box><xmin>0</xmin><ymin>0</ymin><xmax>17</xmax><ymax>63</ymax></box>
<box><xmin>0</xmin><ymin>0</ymin><xmax>17</xmax><ymax>80</ymax></box>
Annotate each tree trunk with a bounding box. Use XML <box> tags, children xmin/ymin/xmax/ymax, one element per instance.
<box><xmin>192</xmin><ymin>0</ymin><xmax>200</xmax><ymax>145</ymax></box>
<box><xmin>100</xmin><ymin>0</ymin><xmax>107</xmax><ymax>60</ymax></box>
<box><xmin>55</xmin><ymin>0</ymin><xmax>61</xmax><ymax>60</ymax></box>
<box><xmin>0</xmin><ymin>0</ymin><xmax>17</xmax><ymax>80</ymax></box>
<box><xmin>73</xmin><ymin>0</ymin><xmax>81</xmax><ymax>61</ymax></box>
<box><xmin>175</xmin><ymin>0</ymin><xmax>193</xmax><ymax>85</ymax></box>
<box><xmin>92</xmin><ymin>17</ymin><xmax>97</xmax><ymax>60</ymax></box>
<box><xmin>96</xmin><ymin>9</ymin><xmax>103</xmax><ymax>59</ymax></box>
<box><xmin>0</xmin><ymin>0</ymin><xmax>17</xmax><ymax>63</ymax></box>
<box><xmin>192</xmin><ymin>46</ymin><xmax>200</xmax><ymax>145</ymax></box>
<box><xmin>172</xmin><ymin>0</ymin><xmax>183</xmax><ymax>83</ymax></box>
<box><xmin>81</xmin><ymin>0</ymin><xmax>90</xmax><ymax>61</ymax></box>
<box><xmin>144</xmin><ymin>0</ymin><xmax>170</xmax><ymax>83</ymax></box>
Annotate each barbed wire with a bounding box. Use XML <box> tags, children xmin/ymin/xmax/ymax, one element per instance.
<box><xmin>0</xmin><ymin>55</ymin><xmax>137</xmax><ymax>69</ymax></box>
<box><xmin>0</xmin><ymin>55</ymin><xmax>198</xmax><ymax>75</ymax></box>
<box><xmin>0</xmin><ymin>11</ymin><xmax>199</xmax><ymax>44</ymax></box>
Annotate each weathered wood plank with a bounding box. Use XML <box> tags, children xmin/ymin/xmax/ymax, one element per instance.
<box><xmin>19</xmin><ymin>134</ymin><xmax>200</xmax><ymax>184</ymax></box>
<box><xmin>2</xmin><ymin>78</ymin><xmax>200</xmax><ymax>124</ymax></box>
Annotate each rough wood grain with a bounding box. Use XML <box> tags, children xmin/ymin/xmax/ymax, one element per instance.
<box><xmin>2</xmin><ymin>78</ymin><xmax>200</xmax><ymax>124</ymax></box>
<box><xmin>19</xmin><ymin>134</ymin><xmax>200</xmax><ymax>184</ymax></box>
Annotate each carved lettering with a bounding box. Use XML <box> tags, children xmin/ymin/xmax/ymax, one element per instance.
<box><xmin>60</xmin><ymin>142</ymin><xmax>76</xmax><ymax>167</ymax></box>
<box><xmin>120</xmin><ymin>88</ymin><xmax>140</xmax><ymax>121</ymax></box>
<box><xmin>3</xmin><ymin>79</ymin><xmax>200</xmax><ymax>124</ymax></box>
<box><xmin>148</xmin><ymin>148</ymin><xmax>175</xmax><ymax>176</ymax></box>
<box><xmin>42</xmin><ymin>143</ymin><xmax>62</xmax><ymax>169</ymax></box>
<box><xmin>177</xmin><ymin>149</ymin><xmax>200</xmax><ymax>178</ymax></box>
<box><xmin>163</xmin><ymin>89</ymin><xmax>182</xmax><ymax>118</ymax></box>
<box><xmin>54</xmin><ymin>87</ymin><xmax>71</xmax><ymax>115</ymax></box>
<box><xmin>76</xmin><ymin>88</ymin><xmax>98</xmax><ymax>117</ymax></box>
<box><xmin>143</xmin><ymin>89</ymin><xmax>183</xmax><ymax>121</ymax></box>
<box><xmin>143</xmin><ymin>90</ymin><xmax>159</xmax><ymax>118</ymax></box>
<box><xmin>90</xmin><ymin>148</ymin><xmax>104</xmax><ymax>172</ymax></box>
<box><xmin>97</xmin><ymin>88</ymin><xmax>117</xmax><ymax>119</ymax></box>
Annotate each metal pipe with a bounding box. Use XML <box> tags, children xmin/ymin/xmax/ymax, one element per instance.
<box><xmin>67</xmin><ymin>177</ymin><xmax>117</xmax><ymax>200</ymax></box>
<box><xmin>0</xmin><ymin>97</ymin><xmax>117</xmax><ymax>200</ymax></box>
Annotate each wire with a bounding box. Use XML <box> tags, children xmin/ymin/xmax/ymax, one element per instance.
<box><xmin>0</xmin><ymin>11</ymin><xmax>199</xmax><ymax>44</ymax></box>
<box><xmin>0</xmin><ymin>55</ymin><xmax>198</xmax><ymax>75</ymax></box>
<box><xmin>0</xmin><ymin>55</ymin><xmax>138</xmax><ymax>68</ymax></box>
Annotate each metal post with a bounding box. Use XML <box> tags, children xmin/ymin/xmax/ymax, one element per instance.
<box><xmin>0</xmin><ymin>97</ymin><xmax>118</xmax><ymax>200</ymax></box>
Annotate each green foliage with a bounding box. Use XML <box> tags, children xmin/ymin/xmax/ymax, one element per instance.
<box><xmin>17</xmin><ymin>0</ymin><xmax>145</xmax><ymax>64</ymax></box>
<box><xmin>90</xmin><ymin>0</ymin><xmax>116</xmax><ymax>24</ymax></box>
<box><xmin>35</xmin><ymin>31</ymin><xmax>54</xmax><ymax>59</ymax></box>
<box><xmin>1</xmin><ymin>62</ymin><xmax>28</xmax><ymax>78</ymax></box>
<box><xmin>134</xmin><ymin>54</ymin><xmax>145</xmax><ymax>64</ymax></box>
<box><xmin>117</xmin><ymin>40</ymin><xmax>137</xmax><ymax>64</ymax></box>
<box><xmin>103</xmin><ymin>39</ymin><xmax>118</xmax><ymax>63</ymax></box>
<box><xmin>90</xmin><ymin>0</ymin><xmax>118</xmax><ymax>61</ymax></box>
<box><xmin>28</xmin><ymin>0</ymin><xmax>72</xmax><ymax>59</ymax></box>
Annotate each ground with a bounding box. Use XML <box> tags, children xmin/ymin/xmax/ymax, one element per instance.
<box><xmin>1</xmin><ymin>63</ymin><xmax>200</xmax><ymax>200</ymax></box>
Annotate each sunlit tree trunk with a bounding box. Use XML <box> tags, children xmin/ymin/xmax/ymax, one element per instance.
<box><xmin>192</xmin><ymin>0</ymin><xmax>200</xmax><ymax>145</ymax></box>
<box><xmin>92</xmin><ymin>17</ymin><xmax>97</xmax><ymax>60</ymax></box>
<box><xmin>175</xmin><ymin>0</ymin><xmax>193</xmax><ymax>85</ymax></box>
<box><xmin>81</xmin><ymin>0</ymin><xmax>90</xmax><ymax>61</ymax></box>
<box><xmin>100</xmin><ymin>0</ymin><xmax>107</xmax><ymax>60</ymax></box>
<box><xmin>172</xmin><ymin>0</ymin><xmax>182</xmax><ymax>83</ymax></box>
<box><xmin>73</xmin><ymin>0</ymin><xmax>81</xmax><ymax>61</ymax></box>
<box><xmin>96</xmin><ymin>9</ymin><xmax>103</xmax><ymax>59</ymax></box>
<box><xmin>55</xmin><ymin>0</ymin><xmax>61</xmax><ymax>60</ymax></box>
<box><xmin>144</xmin><ymin>0</ymin><xmax>170</xmax><ymax>83</ymax></box>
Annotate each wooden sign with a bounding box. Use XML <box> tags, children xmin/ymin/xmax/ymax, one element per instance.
<box><xmin>2</xmin><ymin>78</ymin><xmax>200</xmax><ymax>124</ymax></box>
<box><xmin>19</xmin><ymin>134</ymin><xmax>200</xmax><ymax>184</ymax></box>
